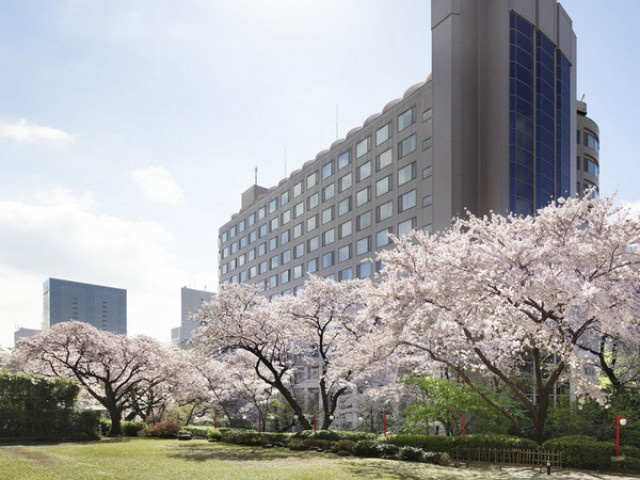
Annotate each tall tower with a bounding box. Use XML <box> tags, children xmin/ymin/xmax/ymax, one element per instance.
<box><xmin>431</xmin><ymin>0</ymin><xmax>577</xmax><ymax>225</ymax></box>
<box><xmin>43</xmin><ymin>278</ymin><xmax>127</xmax><ymax>335</ymax></box>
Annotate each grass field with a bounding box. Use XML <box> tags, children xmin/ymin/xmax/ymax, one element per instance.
<box><xmin>1</xmin><ymin>438</ymin><xmax>638</xmax><ymax>480</ymax></box>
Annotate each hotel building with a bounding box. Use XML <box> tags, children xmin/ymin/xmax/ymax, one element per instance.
<box><xmin>218</xmin><ymin>0</ymin><xmax>599</xmax><ymax>298</ymax></box>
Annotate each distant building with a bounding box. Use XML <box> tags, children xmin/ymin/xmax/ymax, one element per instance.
<box><xmin>43</xmin><ymin>278</ymin><xmax>127</xmax><ymax>335</ymax></box>
<box><xmin>14</xmin><ymin>327</ymin><xmax>41</xmax><ymax>346</ymax></box>
<box><xmin>171</xmin><ymin>287</ymin><xmax>215</xmax><ymax>345</ymax></box>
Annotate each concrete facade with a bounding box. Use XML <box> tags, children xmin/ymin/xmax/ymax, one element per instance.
<box><xmin>42</xmin><ymin>278</ymin><xmax>127</xmax><ymax>335</ymax></box>
<box><xmin>172</xmin><ymin>287</ymin><xmax>215</xmax><ymax>345</ymax></box>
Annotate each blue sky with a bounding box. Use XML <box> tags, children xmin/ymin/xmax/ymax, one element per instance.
<box><xmin>1</xmin><ymin>1</ymin><xmax>638</xmax><ymax>348</ymax></box>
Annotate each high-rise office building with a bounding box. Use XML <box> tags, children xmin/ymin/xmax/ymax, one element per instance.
<box><xmin>217</xmin><ymin>0</ymin><xmax>599</xmax><ymax>298</ymax></box>
<box><xmin>171</xmin><ymin>287</ymin><xmax>215</xmax><ymax>345</ymax></box>
<box><xmin>43</xmin><ymin>278</ymin><xmax>127</xmax><ymax>335</ymax></box>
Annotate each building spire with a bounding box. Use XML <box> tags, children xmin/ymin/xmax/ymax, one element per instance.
<box><xmin>254</xmin><ymin>166</ymin><xmax>258</xmax><ymax>185</ymax></box>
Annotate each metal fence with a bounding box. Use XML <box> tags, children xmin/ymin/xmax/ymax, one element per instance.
<box><xmin>452</xmin><ymin>447</ymin><xmax>562</xmax><ymax>467</ymax></box>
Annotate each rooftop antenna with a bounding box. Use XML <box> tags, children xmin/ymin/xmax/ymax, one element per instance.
<box><xmin>254</xmin><ymin>166</ymin><xmax>258</xmax><ymax>185</ymax></box>
<box><xmin>580</xmin><ymin>94</ymin><xmax>585</xmax><ymax>102</ymax></box>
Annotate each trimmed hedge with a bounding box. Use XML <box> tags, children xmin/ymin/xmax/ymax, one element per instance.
<box><xmin>292</xmin><ymin>429</ymin><xmax>378</xmax><ymax>442</ymax></box>
<box><xmin>182</xmin><ymin>425</ymin><xmax>210</xmax><ymax>439</ymax></box>
<box><xmin>206</xmin><ymin>428</ymin><xmax>223</xmax><ymax>441</ymax></box>
<box><xmin>543</xmin><ymin>435</ymin><xmax>640</xmax><ymax>473</ymax></box>
<box><xmin>385</xmin><ymin>434</ymin><xmax>456</xmax><ymax>452</ymax></box>
<box><xmin>0</xmin><ymin>408</ymin><xmax>99</xmax><ymax>441</ymax></box>
<box><xmin>122</xmin><ymin>421</ymin><xmax>146</xmax><ymax>437</ymax></box>
<box><xmin>384</xmin><ymin>433</ymin><xmax>537</xmax><ymax>453</ymax></box>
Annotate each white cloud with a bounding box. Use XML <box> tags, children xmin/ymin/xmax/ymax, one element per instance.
<box><xmin>131</xmin><ymin>166</ymin><xmax>184</xmax><ymax>204</ymax></box>
<box><xmin>0</xmin><ymin>118</ymin><xmax>73</xmax><ymax>142</ymax></box>
<box><xmin>0</xmin><ymin>187</ymin><xmax>185</xmax><ymax>348</ymax></box>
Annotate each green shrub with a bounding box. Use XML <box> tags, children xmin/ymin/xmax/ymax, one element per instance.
<box><xmin>143</xmin><ymin>418</ymin><xmax>180</xmax><ymax>438</ymax></box>
<box><xmin>182</xmin><ymin>425</ymin><xmax>210</xmax><ymax>439</ymax></box>
<box><xmin>330</xmin><ymin>439</ymin><xmax>354</xmax><ymax>453</ymax></box>
<box><xmin>385</xmin><ymin>434</ymin><xmax>456</xmax><ymax>452</ymax></box>
<box><xmin>122</xmin><ymin>421</ymin><xmax>146</xmax><ymax>437</ymax></box>
<box><xmin>352</xmin><ymin>440</ymin><xmax>381</xmax><ymax>458</ymax></box>
<box><xmin>303</xmin><ymin>438</ymin><xmax>331</xmax><ymax>450</ymax></box>
<box><xmin>376</xmin><ymin>443</ymin><xmax>400</xmax><ymax>458</ymax></box>
<box><xmin>99</xmin><ymin>417</ymin><xmax>112</xmax><ymax>436</ymax></box>
<box><xmin>207</xmin><ymin>428</ymin><xmax>223</xmax><ymax>442</ymax></box>
<box><xmin>220</xmin><ymin>430</ymin><xmax>262</xmax><ymax>446</ymax></box>
<box><xmin>288</xmin><ymin>439</ymin><xmax>308</xmax><ymax>451</ymax></box>
<box><xmin>455</xmin><ymin>433</ymin><xmax>537</xmax><ymax>450</ymax></box>
<box><xmin>398</xmin><ymin>446</ymin><xmax>423</xmax><ymax>461</ymax></box>
<box><xmin>543</xmin><ymin>435</ymin><xmax>640</xmax><ymax>473</ymax></box>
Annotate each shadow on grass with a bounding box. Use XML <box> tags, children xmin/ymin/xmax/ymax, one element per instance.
<box><xmin>165</xmin><ymin>442</ymin><xmax>446</xmax><ymax>480</ymax></box>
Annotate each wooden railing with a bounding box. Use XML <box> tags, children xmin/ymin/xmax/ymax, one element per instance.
<box><xmin>452</xmin><ymin>447</ymin><xmax>562</xmax><ymax>467</ymax></box>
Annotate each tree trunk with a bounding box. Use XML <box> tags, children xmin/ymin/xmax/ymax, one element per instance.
<box><xmin>108</xmin><ymin>405</ymin><xmax>123</xmax><ymax>436</ymax></box>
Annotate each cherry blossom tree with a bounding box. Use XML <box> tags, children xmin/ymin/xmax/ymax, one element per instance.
<box><xmin>9</xmin><ymin>321</ymin><xmax>176</xmax><ymax>436</ymax></box>
<box><xmin>192</xmin><ymin>276</ymin><xmax>366</xmax><ymax>431</ymax></box>
<box><xmin>363</xmin><ymin>195</ymin><xmax>640</xmax><ymax>443</ymax></box>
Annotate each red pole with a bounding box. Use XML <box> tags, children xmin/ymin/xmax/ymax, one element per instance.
<box><xmin>383</xmin><ymin>412</ymin><xmax>387</xmax><ymax>437</ymax></box>
<box><xmin>314</xmin><ymin>411</ymin><xmax>317</xmax><ymax>432</ymax></box>
<box><xmin>616</xmin><ymin>415</ymin><xmax>626</xmax><ymax>468</ymax></box>
<box><xmin>214</xmin><ymin>411</ymin><xmax>217</xmax><ymax>429</ymax></box>
<box><xmin>462</xmin><ymin>412</ymin><xmax>465</xmax><ymax>437</ymax></box>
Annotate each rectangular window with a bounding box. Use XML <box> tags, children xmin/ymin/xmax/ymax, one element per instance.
<box><xmin>398</xmin><ymin>107</ymin><xmax>415</xmax><ymax>131</ymax></box>
<box><xmin>281</xmin><ymin>270</ymin><xmax>290</xmax><ymax>284</ymax></box>
<box><xmin>238</xmin><ymin>220</ymin><xmax>246</xmax><ymax>232</ymax></box>
<box><xmin>308</xmin><ymin>192</ymin><xmax>319</xmax><ymax>210</ymax></box>
<box><xmin>338</xmin><ymin>244</ymin><xmax>352</xmax><ymax>262</ymax></box>
<box><xmin>376</xmin><ymin>123</ymin><xmax>391</xmax><ymax>146</ymax></box>
<box><xmin>323</xmin><ymin>183</ymin><xmax>335</xmax><ymax>201</ymax></box>
<box><xmin>323</xmin><ymin>228</ymin><xmax>335</xmax><ymax>246</ymax></box>
<box><xmin>422</xmin><ymin>137</ymin><xmax>432</xmax><ymax>151</ymax></box>
<box><xmin>294</xmin><ymin>201</ymin><xmax>304</xmax><ymax>218</ymax></box>
<box><xmin>249</xmin><ymin>230</ymin><xmax>256</xmax><ymax>243</ymax></box>
<box><xmin>338</xmin><ymin>150</ymin><xmax>351</xmax><ymax>169</ymax></box>
<box><xmin>322</xmin><ymin>251</ymin><xmax>334</xmax><ymax>268</ymax></box>
<box><xmin>399</xmin><ymin>189</ymin><xmax>417</xmax><ymax>212</ymax></box>
<box><xmin>422</xmin><ymin>195</ymin><xmax>433</xmax><ymax>208</ymax></box>
<box><xmin>240</xmin><ymin>271</ymin><xmax>248</xmax><ymax>283</ymax></box>
<box><xmin>281</xmin><ymin>229</ymin><xmax>290</xmax><ymax>245</ymax></box>
<box><xmin>338</xmin><ymin>268</ymin><xmax>352</xmax><ymax>281</ymax></box>
<box><xmin>377</xmin><ymin>148</ymin><xmax>393</xmax><ymax>171</ymax></box>
<box><xmin>357</xmin><ymin>161</ymin><xmax>371</xmax><ymax>182</ymax></box>
<box><xmin>422</xmin><ymin>108</ymin><xmax>432</xmax><ymax>122</ymax></box>
<box><xmin>258</xmin><ymin>224</ymin><xmax>267</xmax><ymax>238</ymax></box>
<box><xmin>308</xmin><ymin>235</ymin><xmax>319</xmax><ymax>252</ymax></box>
<box><xmin>248</xmin><ymin>213</ymin><xmax>255</xmax><ymax>226</ymax></box>
<box><xmin>322</xmin><ymin>206</ymin><xmax>334</xmax><ymax>224</ymax></box>
<box><xmin>376</xmin><ymin>227</ymin><xmax>392</xmax><ymax>247</ymax></box>
<box><xmin>269</xmin><ymin>237</ymin><xmax>278</xmax><ymax>251</ymax></box>
<box><xmin>307</xmin><ymin>171</ymin><xmax>318</xmax><ymax>189</ymax></box>
<box><xmin>269</xmin><ymin>198</ymin><xmax>277</xmax><ymax>213</ymax></box>
<box><xmin>222</xmin><ymin>246</ymin><xmax>229</xmax><ymax>258</ymax></box>
<box><xmin>339</xmin><ymin>220</ymin><xmax>352</xmax><ymax>239</ymax></box>
<box><xmin>398</xmin><ymin>217</ymin><xmax>416</xmax><ymax>237</ymax></box>
<box><xmin>282</xmin><ymin>209</ymin><xmax>291</xmax><ymax>224</ymax></box>
<box><xmin>294</xmin><ymin>243</ymin><xmax>304</xmax><ymax>259</ymax></box>
<box><xmin>356</xmin><ymin>236</ymin><xmax>371</xmax><ymax>255</ymax></box>
<box><xmin>377</xmin><ymin>201</ymin><xmax>393</xmax><ymax>221</ymax></box>
<box><xmin>357</xmin><ymin>262</ymin><xmax>372</xmax><ymax>279</ymax></box>
<box><xmin>238</xmin><ymin>254</ymin><xmax>246</xmax><ymax>266</ymax></box>
<box><xmin>307</xmin><ymin>214</ymin><xmax>318</xmax><ymax>231</ymax></box>
<box><xmin>281</xmin><ymin>249</ymin><xmax>291</xmax><ymax>264</ymax></box>
<box><xmin>258</xmin><ymin>206</ymin><xmax>266</xmax><ymax>220</ymax></box>
<box><xmin>338</xmin><ymin>197</ymin><xmax>351</xmax><ymax>216</ymax></box>
<box><xmin>307</xmin><ymin>258</ymin><xmax>319</xmax><ymax>274</ymax></box>
<box><xmin>249</xmin><ymin>265</ymin><xmax>257</xmax><ymax>278</ymax></box>
<box><xmin>293</xmin><ymin>264</ymin><xmax>304</xmax><ymax>279</ymax></box>
<box><xmin>270</xmin><ymin>217</ymin><xmax>279</xmax><ymax>232</ymax></box>
<box><xmin>293</xmin><ymin>181</ymin><xmax>303</xmax><ymax>197</ymax></box>
<box><xmin>281</xmin><ymin>190</ymin><xmax>290</xmax><ymax>206</ymax></box>
<box><xmin>576</xmin><ymin>156</ymin><xmax>581</xmax><ymax>170</ymax></box>
<box><xmin>270</xmin><ymin>255</ymin><xmax>279</xmax><ymax>269</ymax></box>
<box><xmin>422</xmin><ymin>166</ymin><xmax>433</xmax><ymax>179</ymax></box>
<box><xmin>230</xmin><ymin>242</ymin><xmax>238</xmax><ymax>254</ymax></box>
<box><xmin>258</xmin><ymin>242</ymin><xmax>266</xmax><ymax>256</ymax></box>
<box><xmin>259</xmin><ymin>261</ymin><xmax>268</xmax><ymax>274</ymax></box>
<box><xmin>221</xmin><ymin>231</ymin><xmax>228</xmax><ymax>243</ymax></box>
<box><xmin>357</xmin><ymin>211</ymin><xmax>371</xmax><ymax>231</ymax></box>
<box><xmin>339</xmin><ymin>172</ymin><xmax>352</xmax><ymax>192</ymax></box>
<box><xmin>322</xmin><ymin>161</ymin><xmax>333</xmax><ymax>179</ymax></box>
<box><xmin>356</xmin><ymin>137</ymin><xmax>370</xmax><ymax>158</ymax></box>
<box><xmin>399</xmin><ymin>134</ymin><xmax>417</xmax><ymax>158</ymax></box>
<box><xmin>269</xmin><ymin>274</ymin><xmax>278</xmax><ymax>289</ymax></box>
<box><xmin>293</xmin><ymin>222</ymin><xmax>303</xmax><ymax>239</ymax></box>
<box><xmin>376</xmin><ymin>175</ymin><xmax>392</xmax><ymax>197</ymax></box>
<box><xmin>229</xmin><ymin>225</ymin><xmax>237</xmax><ymax>238</ymax></box>
<box><xmin>398</xmin><ymin>162</ymin><xmax>416</xmax><ymax>186</ymax></box>
<box><xmin>248</xmin><ymin>248</ymin><xmax>256</xmax><ymax>262</ymax></box>
<box><xmin>239</xmin><ymin>236</ymin><xmax>247</xmax><ymax>249</ymax></box>
<box><xmin>229</xmin><ymin>258</ymin><xmax>237</xmax><ymax>271</ymax></box>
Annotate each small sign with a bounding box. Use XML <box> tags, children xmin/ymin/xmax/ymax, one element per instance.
<box><xmin>611</xmin><ymin>456</ymin><xmax>625</xmax><ymax>462</ymax></box>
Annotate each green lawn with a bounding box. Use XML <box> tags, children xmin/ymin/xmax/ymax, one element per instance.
<box><xmin>0</xmin><ymin>438</ymin><xmax>636</xmax><ymax>480</ymax></box>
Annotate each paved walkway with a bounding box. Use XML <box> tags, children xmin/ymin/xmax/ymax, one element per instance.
<box><xmin>462</xmin><ymin>464</ymin><xmax>639</xmax><ymax>479</ymax></box>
